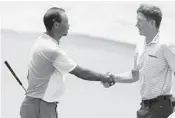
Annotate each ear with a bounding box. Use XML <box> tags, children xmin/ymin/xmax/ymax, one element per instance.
<box><xmin>150</xmin><ymin>20</ymin><xmax>156</xmax><ymax>27</ymax></box>
<box><xmin>53</xmin><ymin>22</ymin><xmax>60</xmax><ymax>28</ymax></box>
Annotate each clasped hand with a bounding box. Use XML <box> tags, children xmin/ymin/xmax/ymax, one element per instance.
<box><xmin>101</xmin><ymin>72</ymin><xmax>115</xmax><ymax>88</ymax></box>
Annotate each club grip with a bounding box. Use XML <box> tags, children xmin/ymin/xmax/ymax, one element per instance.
<box><xmin>4</xmin><ymin>61</ymin><xmax>23</xmax><ymax>85</ymax></box>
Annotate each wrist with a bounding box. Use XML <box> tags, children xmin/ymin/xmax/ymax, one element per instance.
<box><xmin>113</xmin><ymin>75</ymin><xmax>120</xmax><ymax>82</ymax></box>
<box><xmin>99</xmin><ymin>74</ymin><xmax>105</xmax><ymax>82</ymax></box>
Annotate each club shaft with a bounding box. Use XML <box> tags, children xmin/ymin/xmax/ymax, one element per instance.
<box><xmin>4</xmin><ymin>61</ymin><xmax>26</xmax><ymax>92</ymax></box>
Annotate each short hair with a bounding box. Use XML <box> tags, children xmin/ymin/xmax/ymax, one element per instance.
<box><xmin>137</xmin><ymin>4</ymin><xmax>162</xmax><ymax>29</ymax></box>
<box><xmin>43</xmin><ymin>7</ymin><xmax>65</xmax><ymax>31</ymax></box>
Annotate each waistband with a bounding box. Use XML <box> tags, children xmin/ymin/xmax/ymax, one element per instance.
<box><xmin>142</xmin><ymin>95</ymin><xmax>172</xmax><ymax>106</ymax></box>
<box><xmin>25</xmin><ymin>96</ymin><xmax>59</xmax><ymax>104</ymax></box>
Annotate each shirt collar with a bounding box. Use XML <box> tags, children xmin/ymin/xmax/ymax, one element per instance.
<box><xmin>43</xmin><ymin>33</ymin><xmax>59</xmax><ymax>45</ymax></box>
<box><xmin>145</xmin><ymin>32</ymin><xmax>159</xmax><ymax>46</ymax></box>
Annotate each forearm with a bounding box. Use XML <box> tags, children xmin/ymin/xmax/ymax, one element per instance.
<box><xmin>113</xmin><ymin>70</ymin><xmax>139</xmax><ymax>83</ymax></box>
<box><xmin>74</xmin><ymin>69</ymin><xmax>103</xmax><ymax>81</ymax></box>
<box><xmin>70</xmin><ymin>66</ymin><xmax>104</xmax><ymax>81</ymax></box>
<box><xmin>113</xmin><ymin>71</ymin><xmax>134</xmax><ymax>83</ymax></box>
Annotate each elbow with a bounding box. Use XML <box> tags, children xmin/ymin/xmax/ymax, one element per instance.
<box><xmin>133</xmin><ymin>71</ymin><xmax>140</xmax><ymax>82</ymax></box>
<box><xmin>127</xmin><ymin>77</ymin><xmax>139</xmax><ymax>83</ymax></box>
<box><xmin>131</xmin><ymin>70</ymin><xmax>140</xmax><ymax>83</ymax></box>
<box><xmin>132</xmin><ymin>77</ymin><xmax>139</xmax><ymax>83</ymax></box>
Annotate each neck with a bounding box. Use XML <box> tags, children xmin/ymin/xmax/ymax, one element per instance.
<box><xmin>145</xmin><ymin>29</ymin><xmax>158</xmax><ymax>45</ymax></box>
<box><xmin>46</xmin><ymin>31</ymin><xmax>62</xmax><ymax>44</ymax></box>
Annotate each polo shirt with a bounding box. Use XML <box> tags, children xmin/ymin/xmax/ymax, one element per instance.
<box><xmin>135</xmin><ymin>33</ymin><xmax>175</xmax><ymax>100</ymax></box>
<box><xmin>26</xmin><ymin>33</ymin><xmax>77</xmax><ymax>102</ymax></box>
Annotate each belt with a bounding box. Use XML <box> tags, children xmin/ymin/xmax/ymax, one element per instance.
<box><xmin>142</xmin><ymin>95</ymin><xmax>172</xmax><ymax>106</ymax></box>
<box><xmin>26</xmin><ymin>96</ymin><xmax>59</xmax><ymax>104</ymax></box>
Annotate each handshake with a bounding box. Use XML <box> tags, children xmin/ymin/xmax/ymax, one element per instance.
<box><xmin>100</xmin><ymin>72</ymin><xmax>116</xmax><ymax>88</ymax></box>
<box><xmin>100</xmin><ymin>69</ymin><xmax>139</xmax><ymax>87</ymax></box>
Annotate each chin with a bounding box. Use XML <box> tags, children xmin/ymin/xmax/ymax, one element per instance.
<box><xmin>64</xmin><ymin>31</ymin><xmax>68</xmax><ymax>36</ymax></box>
<box><xmin>62</xmin><ymin>33</ymin><xmax>67</xmax><ymax>36</ymax></box>
<box><xmin>139</xmin><ymin>32</ymin><xmax>145</xmax><ymax>36</ymax></box>
<box><xmin>139</xmin><ymin>33</ymin><xmax>143</xmax><ymax>36</ymax></box>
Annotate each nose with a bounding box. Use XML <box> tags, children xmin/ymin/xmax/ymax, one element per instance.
<box><xmin>135</xmin><ymin>21</ymin><xmax>140</xmax><ymax>28</ymax></box>
<box><xmin>135</xmin><ymin>22</ymin><xmax>138</xmax><ymax>28</ymax></box>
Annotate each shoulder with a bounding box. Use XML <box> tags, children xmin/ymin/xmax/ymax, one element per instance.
<box><xmin>33</xmin><ymin>36</ymin><xmax>60</xmax><ymax>61</ymax></box>
<box><xmin>158</xmin><ymin>38</ymin><xmax>175</xmax><ymax>54</ymax></box>
<box><xmin>159</xmin><ymin>41</ymin><xmax>174</xmax><ymax>50</ymax></box>
<box><xmin>158</xmin><ymin>34</ymin><xmax>175</xmax><ymax>48</ymax></box>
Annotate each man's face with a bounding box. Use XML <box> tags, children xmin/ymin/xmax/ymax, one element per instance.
<box><xmin>54</xmin><ymin>12</ymin><xmax>69</xmax><ymax>36</ymax></box>
<box><xmin>60</xmin><ymin>13</ymin><xmax>69</xmax><ymax>36</ymax></box>
<box><xmin>136</xmin><ymin>12</ymin><xmax>152</xmax><ymax>36</ymax></box>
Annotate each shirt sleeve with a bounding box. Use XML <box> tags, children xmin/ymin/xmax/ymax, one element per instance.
<box><xmin>163</xmin><ymin>43</ymin><xmax>175</xmax><ymax>72</ymax></box>
<box><xmin>134</xmin><ymin>47</ymin><xmax>139</xmax><ymax>69</ymax></box>
<box><xmin>134</xmin><ymin>43</ymin><xmax>144</xmax><ymax>70</ymax></box>
<box><xmin>52</xmin><ymin>49</ymin><xmax>77</xmax><ymax>73</ymax></box>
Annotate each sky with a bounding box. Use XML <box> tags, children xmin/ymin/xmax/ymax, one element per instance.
<box><xmin>0</xmin><ymin>1</ymin><xmax>175</xmax><ymax>44</ymax></box>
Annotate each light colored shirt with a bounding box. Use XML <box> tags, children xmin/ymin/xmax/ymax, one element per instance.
<box><xmin>135</xmin><ymin>33</ymin><xmax>175</xmax><ymax>100</ymax></box>
<box><xmin>26</xmin><ymin>33</ymin><xmax>77</xmax><ymax>102</ymax></box>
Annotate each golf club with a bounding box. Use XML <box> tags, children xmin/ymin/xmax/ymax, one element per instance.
<box><xmin>4</xmin><ymin>61</ymin><xmax>26</xmax><ymax>92</ymax></box>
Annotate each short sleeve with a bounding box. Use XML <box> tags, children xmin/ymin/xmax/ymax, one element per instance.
<box><xmin>134</xmin><ymin>42</ymin><xmax>144</xmax><ymax>70</ymax></box>
<box><xmin>52</xmin><ymin>49</ymin><xmax>77</xmax><ymax>73</ymax></box>
<box><xmin>134</xmin><ymin>45</ymin><xmax>139</xmax><ymax>69</ymax></box>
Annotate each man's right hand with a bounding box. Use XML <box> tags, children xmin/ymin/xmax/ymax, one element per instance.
<box><xmin>101</xmin><ymin>72</ymin><xmax>115</xmax><ymax>88</ymax></box>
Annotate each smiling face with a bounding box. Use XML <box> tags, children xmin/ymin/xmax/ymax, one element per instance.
<box><xmin>53</xmin><ymin>12</ymin><xmax>70</xmax><ymax>37</ymax></box>
<box><xmin>136</xmin><ymin>12</ymin><xmax>152</xmax><ymax>37</ymax></box>
<box><xmin>136</xmin><ymin>4</ymin><xmax>162</xmax><ymax>37</ymax></box>
<box><xmin>60</xmin><ymin>13</ymin><xmax>70</xmax><ymax>36</ymax></box>
<box><xmin>44</xmin><ymin>7</ymin><xmax>70</xmax><ymax>37</ymax></box>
